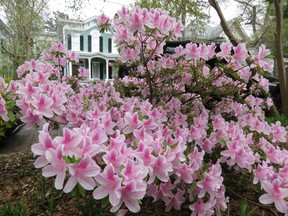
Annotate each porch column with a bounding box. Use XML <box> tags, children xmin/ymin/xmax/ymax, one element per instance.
<box><xmin>88</xmin><ymin>58</ymin><xmax>91</xmax><ymax>80</ymax></box>
<box><xmin>69</xmin><ymin>61</ymin><xmax>72</xmax><ymax>76</ymax></box>
<box><xmin>105</xmin><ymin>58</ymin><xmax>109</xmax><ymax>82</ymax></box>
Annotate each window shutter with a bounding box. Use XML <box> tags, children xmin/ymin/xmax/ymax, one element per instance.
<box><xmin>88</xmin><ymin>35</ymin><xmax>91</xmax><ymax>52</ymax></box>
<box><xmin>80</xmin><ymin>35</ymin><xmax>84</xmax><ymax>51</ymax></box>
<box><xmin>99</xmin><ymin>36</ymin><xmax>103</xmax><ymax>52</ymax></box>
<box><xmin>108</xmin><ymin>38</ymin><xmax>112</xmax><ymax>53</ymax></box>
<box><xmin>68</xmin><ymin>34</ymin><xmax>71</xmax><ymax>50</ymax></box>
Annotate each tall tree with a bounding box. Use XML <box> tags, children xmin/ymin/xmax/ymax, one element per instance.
<box><xmin>135</xmin><ymin>0</ymin><xmax>209</xmax><ymax>38</ymax></box>
<box><xmin>209</xmin><ymin>0</ymin><xmax>280</xmax><ymax>116</ymax></box>
<box><xmin>0</xmin><ymin>0</ymin><xmax>49</xmax><ymax>76</ymax></box>
<box><xmin>273</xmin><ymin>0</ymin><xmax>288</xmax><ymax>116</ymax></box>
<box><xmin>233</xmin><ymin>0</ymin><xmax>269</xmax><ymax>34</ymax></box>
<box><xmin>45</xmin><ymin>11</ymin><xmax>69</xmax><ymax>41</ymax></box>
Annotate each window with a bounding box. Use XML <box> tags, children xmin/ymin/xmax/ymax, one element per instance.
<box><xmin>80</xmin><ymin>35</ymin><xmax>84</xmax><ymax>51</ymax></box>
<box><xmin>99</xmin><ymin>36</ymin><xmax>103</xmax><ymax>52</ymax></box>
<box><xmin>88</xmin><ymin>35</ymin><xmax>91</xmax><ymax>52</ymax></box>
<box><xmin>109</xmin><ymin>66</ymin><xmax>112</xmax><ymax>79</ymax></box>
<box><xmin>108</xmin><ymin>38</ymin><xmax>112</xmax><ymax>53</ymax></box>
<box><xmin>68</xmin><ymin>34</ymin><xmax>71</xmax><ymax>50</ymax></box>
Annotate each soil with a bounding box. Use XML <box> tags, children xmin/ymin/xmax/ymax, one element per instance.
<box><xmin>0</xmin><ymin>129</ymin><xmax>282</xmax><ymax>216</ymax></box>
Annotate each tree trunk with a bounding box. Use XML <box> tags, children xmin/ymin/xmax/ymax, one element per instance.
<box><xmin>252</xmin><ymin>6</ymin><xmax>257</xmax><ymax>34</ymax></box>
<box><xmin>208</xmin><ymin>0</ymin><xmax>238</xmax><ymax>46</ymax></box>
<box><xmin>273</xmin><ymin>0</ymin><xmax>288</xmax><ymax>116</ymax></box>
<box><xmin>209</xmin><ymin>0</ymin><xmax>280</xmax><ymax>117</ymax></box>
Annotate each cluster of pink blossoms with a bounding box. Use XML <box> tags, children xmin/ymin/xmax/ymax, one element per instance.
<box><xmin>1</xmin><ymin>6</ymin><xmax>288</xmax><ymax>216</ymax></box>
<box><xmin>0</xmin><ymin>77</ymin><xmax>17</xmax><ymax>123</ymax></box>
<box><xmin>0</xmin><ymin>78</ymin><xmax>9</xmax><ymax>122</ymax></box>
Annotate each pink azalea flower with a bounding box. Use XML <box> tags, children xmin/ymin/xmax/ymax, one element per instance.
<box><xmin>78</xmin><ymin>67</ymin><xmax>89</xmax><ymax>78</ymax></box>
<box><xmin>66</xmin><ymin>51</ymin><xmax>79</xmax><ymax>63</ymax></box>
<box><xmin>17</xmin><ymin>81</ymin><xmax>36</xmax><ymax>97</ymax></box>
<box><xmin>185</xmin><ymin>43</ymin><xmax>201</xmax><ymax>60</ymax></box>
<box><xmin>134</xmin><ymin>146</ymin><xmax>156</xmax><ymax>167</ymax></box>
<box><xmin>259</xmin><ymin>179</ymin><xmax>288</xmax><ymax>213</ymax></box>
<box><xmin>120</xmin><ymin>47</ymin><xmax>140</xmax><ymax>63</ymax></box>
<box><xmin>50</xmin><ymin>92</ymin><xmax>67</xmax><ymax>115</ymax></box>
<box><xmin>197</xmin><ymin>164</ymin><xmax>223</xmax><ymax>198</ymax></box>
<box><xmin>31</xmin><ymin>93</ymin><xmax>54</xmax><ymax>118</ymax></box>
<box><xmin>123</xmin><ymin>112</ymin><xmax>143</xmax><ymax>134</ymax></box>
<box><xmin>54</xmin><ymin>127</ymin><xmax>82</xmax><ymax>156</ymax></box>
<box><xmin>96</xmin><ymin>13</ymin><xmax>111</xmax><ymax>27</ymax></box>
<box><xmin>254</xmin><ymin>44</ymin><xmax>274</xmax><ymax>72</ymax></box>
<box><xmin>103</xmin><ymin>148</ymin><xmax>126</xmax><ymax>171</ymax></box>
<box><xmin>63</xmin><ymin>155</ymin><xmax>100</xmax><ymax>193</ymax></box>
<box><xmin>175</xmin><ymin>163</ymin><xmax>194</xmax><ymax>184</ymax></box>
<box><xmin>110</xmin><ymin>180</ymin><xmax>147</xmax><ymax>213</ymax></box>
<box><xmin>0</xmin><ymin>95</ymin><xmax>8</xmax><ymax>122</ymax></box>
<box><xmin>93</xmin><ymin>164</ymin><xmax>122</xmax><ymax>206</ymax></box>
<box><xmin>121</xmin><ymin>159</ymin><xmax>148</xmax><ymax>184</ymax></box>
<box><xmin>0</xmin><ymin>77</ymin><xmax>6</xmax><ymax>91</ymax></box>
<box><xmin>127</xmin><ymin>11</ymin><xmax>145</xmax><ymax>32</ymax></box>
<box><xmin>148</xmin><ymin>155</ymin><xmax>173</xmax><ymax>183</ymax></box>
<box><xmin>158</xmin><ymin>181</ymin><xmax>175</xmax><ymax>199</ymax></box>
<box><xmin>182</xmin><ymin>72</ymin><xmax>192</xmax><ymax>85</ymax></box>
<box><xmin>114</xmin><ymin>26</ymin><xmax>132</xmax><ymax>43</ymax></box>
<box><xmin>232</xmin><ymin>43</ymin><xmax>249</xmax><ymax>65</ymax></box>
<box><xmin>271</xmin><ymin>121</ymin><xmax>287</xmax><ymax>143</ymax></box>
<box><xmin>42</xmin><ymin>145</ymin><xmax>67</xmax><ymax>190</ymax></box>
<box><xmin>50</xmin><ymin>41</ymin><xmax>66</xmax><ymax>53</ymax></box>
<box><xmin>202</xmin><ymin>65</ymin><xmax>210</xmax><ymax>78</ymax></box>
<box><xmin>216</xmin><ymin>42</ymin><xmax>231</xmax><ymax>59</ymax></box>
<box><xmin>163</xmin><ymin>189</ymin><xmax>185</xmax><ymax>212</ymax></box>
<box><xmin>253</xmin><ymin>162</ymin><xmax>274</xmax><ymax>184</ymax></box>
<box><xmin>20</xmin><ymin>108</ymin><xmax>46</xmax><ymax>129</ymax></box>
<box><xmin>32</xmin><ymin>123</ymin><xmax>56</xmax><ymax>168</ymax></box>
<box><xmin>237</xmin><ymin>67</ymin><xmax>252</xmax><ymax>82</ymax></box>
<box><xmin>189</xmin><ymin>199</ymin><xmax>214</xmax><ymax>216</ymax></box>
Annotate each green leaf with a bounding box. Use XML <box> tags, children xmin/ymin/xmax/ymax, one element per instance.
<box><xmin>78</xmin><ymin>183</ymin><xmax>86</xmax><ymax>197</ymax></box>
<box><xmin>125</xmin><ymin>132</ymin><xmax>133</xmax><ymax>139</ymax></box>
<box><xmin>101</xmin><ymin>196</ymin><xmax>110</xmax><ymax>209</ymax></box>
<box><xmin>189</xmin><ymin>183</ymin><xmax>197</xmax><ymax>192</ymax></box>
<box><xmin>71</xmin><ymin>185</ymin><xmax>78</xmax><ymax>197</ymax></box>
<box><xmin>62</xmin><ymin>155</ymin><xmax>82</xmax><ymax>164</ymax></box>
<box><xmin>120</xmin><ymin>164</ymin><xmax>125</xmax><ymax>171</ymax></box>
<box><xmin>62</xmin><ymin>155</ymin><xmax>70</xmax><ymax>163</ymax></box>
<box><xmin>163</xmin><ymin>141</ymin><xmax>168</xmax><ymax>150</ymax></box>
<box><xmin>8</xmin><ymin>111</ymin><xmax>15</xmax><ymax>122</ymax></box>
<box><xmin>133</xmin><ymin>30</ymin><xmax>138</xmax><ymax>36</ymax></box>
<box><xmin>138</xmin><ymin>113</ymin><xmax>144</xmax><ymax>121</ymax></box>
<box><xmin>171</xmin><ymin>143</ymin><xmax>178</xmax><ymax>149</ymax></box>
<box><xmin>132</xmin><ymin>140</ymin><xmax>137</xmax><ymax>148</ymax></box>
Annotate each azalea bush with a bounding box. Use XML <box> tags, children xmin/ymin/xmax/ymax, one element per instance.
<box><xmin>1</xmin><ymin>6</ymin><xmax>288</xmax><ymax>216</ymax></box>
<box><xmin>0</xmin><ymin>77</ymin><xmax>18</xmax><ymax>138</ymax></box>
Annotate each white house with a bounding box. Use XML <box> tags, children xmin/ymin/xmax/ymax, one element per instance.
<box><xmin>59</xmin><ymin>16</ymin><xmax>119</xmax><ymax>81</ymax></box>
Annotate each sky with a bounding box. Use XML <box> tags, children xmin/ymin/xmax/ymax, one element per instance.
<box><xmin>48</xmin><ymin>0</ymin><xmax>239</xmax><ymax>26</ymax></box>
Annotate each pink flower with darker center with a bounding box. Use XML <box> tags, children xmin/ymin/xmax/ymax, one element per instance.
<box><xmin>42</xmin><ymin>145</ymin><xmax>67</xmax><ymax>190</ymax></box>
<box><xmin>259</xmin><ymin>179</ymin><xmax>288</xmax><ymax>213</ymax></box>
<box><xmin>123</xmin><ymin>112</ymin><xmax>143</xmax><ymax>134</ymax></box>
<box><xmin>93</xmin><ymin>164</ymin><xmax>122</xmax><ymax>206</ymax></box>
<box><xmin>31</xmin><ymin>93</ymin><xmax>54</xmax><ymax>118</ymax></box>
<box><xmin>96</xmin><ymin>13</ymin><xmax>111</xmax><ymax>26</ymax></box>
<box><xmin>63</xmin><ymin>155</ymin><xmax>100</xmax><ymax>193</ymax></box>
<box><xmin>0</xmin><ymin>95</ymin><xmax>8</xmax><ymax>122</ymax></box>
